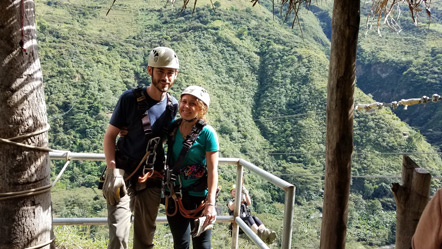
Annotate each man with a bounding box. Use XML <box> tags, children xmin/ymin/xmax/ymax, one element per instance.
<box><xmin>102</xmin><ymin>47</ymin><xmax>179</xmax><ymax>249</ymax></box>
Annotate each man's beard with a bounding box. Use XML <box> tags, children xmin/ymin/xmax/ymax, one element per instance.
<box><xmin>152</xmin><ymin>77</ymin><xmax>170</xmax><ymax>93</ymax></box>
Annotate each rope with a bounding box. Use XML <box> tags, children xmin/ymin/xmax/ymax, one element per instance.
<box><xmin>0</xmin><ymin>184</ymin><xmax>52</xmax><ymax>201</ymax></box>
<box><xmin>24</xmin><ymin>237</ymin><xmax>55</xmax><ymax>249</ymax></box>
<box><xmin>274</xmin><ymin>173</ymin><xmax>442</xmax><ymax>179</ymax></box>
<box><xmin>268</xmin><ymin>151</ymin><xmax>442</xmax><ymax>156</ymax></box>
<box><xmin>52</xmin><ymin>154</ymin><xmax>71</xmax><ymax>188</ymax></box>
<box><xmin>0</xmin><ymin>124</ymin><xmax>61</xmax><ymax>201</ymax></box>
<box><xmin>7</xmin><ymin>124</ymin><xmax>50</xmax><ymax>141</ymax></box>
<box><xmin>0</xmin><ymin>154</ymin><xmax>71</xmax><ymax>201</ymax></box>
<box><xmin>355</xmin><ymin>94</ymin><xmax>441</xmax><ymax>112</ymax></box>
<box><xmin>0</xmin><ymin>137</ymin><xmax>52</xmax><ymax>152</ymax></box>
<box><xmin>0</xmin><ymin>124</ymin><xmax>52</xmax><ymax>152</ymax></box>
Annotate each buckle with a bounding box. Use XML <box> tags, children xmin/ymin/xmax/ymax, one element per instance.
<box><xmin>167</xmin><ymin>171</ymin><xmax>177</xmax><ymax>183</ymax></box>
<box><xmin>142</xmin><ymin>167</ymin><xmax>154</xmax><ymax>176</ymax></box>
<box><xmin>146</xmin><ymin>137</ymin><xmax>160</xmax><ymax>154</ymax></box>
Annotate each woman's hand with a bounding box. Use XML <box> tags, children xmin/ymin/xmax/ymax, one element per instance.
<box><xmin>204</xmin><ymin>150</ymin><xmax>218</xmax><ymax>226</ymax></box>
<box><xmin>203</xmin><ymin>204</ymin><xmax>217</xmax><ymax>226</ymax></box>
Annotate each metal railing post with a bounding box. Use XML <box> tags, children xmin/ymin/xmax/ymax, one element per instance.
<box><xmin>235</xmin><ymin>217</ymin><xmax>269</xmax><ymax>249</ymax></box>
<box><xmin>282</xmin><ymin>185</ymin><xmax>296</xmax><ymax>249</ymax></box>
<box><xmin>231</xmin><ymin>162</ymin><xmax>243</xmax><ymax>249</ymax></box>
<box><xmin>237</xmin><ymin>159</ymin><xmax>295</xmax><ymax>249</ymax></box>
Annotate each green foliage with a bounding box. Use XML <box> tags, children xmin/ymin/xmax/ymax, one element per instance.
<box><xmin>52</xmin><ymin>186</ymin><xmax>107</xmax><ymax>218</ymax></box>
<box><xmin>347</xmin><ymin>194</ymin><xmax>396</xmax><ymax>246</ymax></box>
<box><xmin>54</xmin><ymin>226</ymin><xmax>108</xmax><ymax>249</ymax></box>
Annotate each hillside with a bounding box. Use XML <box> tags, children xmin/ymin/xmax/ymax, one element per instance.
<box><xmin>309</xmin><ymin>2</ymin><xmax>442</xmax><ymax>153</ymax></box>
<box><xmin>35</xmin><ymin>0</ymin><xmax>442</xmax><ymax>248</ymax></box>
<box><xmin>355</xmin><ymin>2</ymin><xmax>442</xmax><ymax>152</ymax></box>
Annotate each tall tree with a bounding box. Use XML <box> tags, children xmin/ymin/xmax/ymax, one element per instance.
<box><xmin>0</xmin><ymin>0</ymin><xmax>52</xmax><ymax>248</ymax></box>
<box><xmin>319</xmin><ymin>0</ymin><xmax>359</xmax><ymax>247</ymax></box>
<box><xmin>319</xmin><ymin>0</ymin><xmax>431</xmax><ymax>247</ymax></box>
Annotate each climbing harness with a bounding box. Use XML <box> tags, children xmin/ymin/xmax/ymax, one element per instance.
<box><xmin>164</xmin><ymin>118</ymin><xmax>211</xmax><ymax>219</ymax></box>
<box><xmin>137</xmin><ymin>137</ymin><xmax>161</xmax><ymax>183</ymax></box>
<box><xmin>133</xmin><ymin>86</ymin><xmax>174</xmax><ymax>183</ymax></box>
<box><xmin>98</xmin><ymin>87</ymin><xmax>175</xmax><ymax>188</ymax></box>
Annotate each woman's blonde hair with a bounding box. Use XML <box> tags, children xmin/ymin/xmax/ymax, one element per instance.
<box><xmin>195</xmin><ymin>98</ymin><xmax>208</xmax><ymax>122</ymax></box>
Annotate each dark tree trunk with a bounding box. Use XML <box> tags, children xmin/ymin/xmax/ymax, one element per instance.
<box><xmin>0</xmin><ymin>0</ymin><xmax>53</xmax><ymax>248</ymax></box>
<box><xmin>320</xmin><ymin>0</ymin><xmax>360</xmax><ymax>248</ymax></box>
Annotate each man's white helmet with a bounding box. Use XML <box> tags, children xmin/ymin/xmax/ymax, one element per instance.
<box><xmin>148</xmin><ymin>47</ymin><xmax>179</xmax><ymax>69</ymax></box>
<box><xmin>181</xmin><ymin>86</ymin><xmax>210</xmax><ymax>108</ymax></box>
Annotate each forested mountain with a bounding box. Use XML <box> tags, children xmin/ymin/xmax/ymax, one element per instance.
<box><xmin>35</xmin><ymin>0</ymin><xmax>442</xmax><ymax>248</ymax></box>
<box><xmin>355</xmin><ymin>2</ymin><xmax>442</xmax><ymax>152</ymax></box>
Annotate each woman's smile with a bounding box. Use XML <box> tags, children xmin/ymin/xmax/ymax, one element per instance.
<box><xmin>179</xmin><ymin>95</ymin><xmax>198</xmax><ymax>120</ymax></box>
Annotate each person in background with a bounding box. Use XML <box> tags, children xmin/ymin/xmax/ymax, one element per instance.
<box><xmin>164</xmin><ymin>86</ymin><xmax>219</xmax><ymax>249</ymax></box>
<box><xmin>227</xmin><ymin>184</ymin><xmax>277</xmax><ymax>244</ymax></box>
<box><xmin>102</xmin><ymin>47</ymin><xmax>179</xmax><ymax>249</ymax></box>
<box><xmin>412</xmin><ymin>188</ymin><xmax>442</xmax><ymax>249</ymax></box>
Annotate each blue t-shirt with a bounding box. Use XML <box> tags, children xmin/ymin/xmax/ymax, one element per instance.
<box><xmin>169</xmin><ymin>121</ymin><xmax>219</xmax><ymax>197</ymax></box>
<box><xmin>110</xmin><ymin>87</ymin><xmax>178</xmax><ymax>170</ymax></box>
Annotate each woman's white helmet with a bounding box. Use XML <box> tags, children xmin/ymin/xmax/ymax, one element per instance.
<box><xmin>148</xmin><ymin>47</ymin><xmax>179</xmax><ymax>69</ymax></box>
<box><xmin>181</xmin><ymin>86</ymin><xmax>210</xmax><ymax>108</ymax></box>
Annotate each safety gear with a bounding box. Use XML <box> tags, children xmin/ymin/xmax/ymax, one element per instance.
<box><xmin>230</xmin><ymin>184</ymin><xmax>236</xmax><ymax>193</ymax></box>
<box><xmin>133</xmin><ymin>87</ymin><xmax>175</xmax><ymax>137</ymax></box>
<box><xmin>126</xmin><ymin>87</ymin><xmax>176</xmax><ymax>189</ymax></box>
<box><xmin>242</xmin><ymin>186</ymin><xmax>249</xmax><ymax>195</ymax></box>
<box><xmin>191</xmin><ymin>216</ymin><xmax>216</xmax><ymax>238</ymax></box>
<box><xmin>148</xmin><ymin>47</ymin><xmax>179</xmax><ymax>69</ymax></box>
<box><xmin>103</xmin><ymin>168</ymin><xmax>127</xmax><ymax>205</ymax></box>
<box><xmin>181</xmin><ymin>86</ymin><xmax>210</xmax><ymax>108</ymax></box>
<box><xmin>166</xmin><ymin>119</ymin><xmax>207</xmax><ymax>183</ymax></box>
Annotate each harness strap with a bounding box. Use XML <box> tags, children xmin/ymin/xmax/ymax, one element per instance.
<box><xmin>138</xmin><ymin>170</ymin><xmax>163</xmax><ymax>182</ymax></box>
<box><xmin>164</xmin><ymin>118</ymin><xmax>207</xmax><ymax>217</ymax></box>
<box><xmin>177</xmin><ymin>197</ymin><xmax>206</xmax><ymax>219</ymax></box>
<box><xmin>133</xmin><ymin>86</ymin><xmax>175</xmax><ymax>139</ymax></box>
<box><xmin>167</xmin><ymin>119</ymin><xmax>206</xmax><ymax>177</ymax></box>
<box><xmin>133</xmin><ymin>86</ymin><xmax>152</xmax><ymax>136</ymax></box>
<box><xmin>124</xmin><ymin>150</ymin><xmax>149</xmax><ymax>182</ymax></box>
<box><xmin>165</xmin><ymin>184</ymin><xmax>221</xmax><ymax>219</ymax></box>
<box><xmin>165</xmin><ymin>181</ymin><xmax>205</xmax><ymax>219</ymax></box>
<box><xmin>131</xmin><ymin>87</ymin><xmax>176</xmax><ymax>182</ymax></box>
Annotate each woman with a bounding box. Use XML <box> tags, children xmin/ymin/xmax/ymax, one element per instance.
<box><xmin>165</xmin><ymin>86</ymin><xmax>219</xmax><ymax>249</ymax></box>
<box><xmin>227</xmin><ymin>185</ymin><xmax>276</xmax><ymax>243</ymax></box>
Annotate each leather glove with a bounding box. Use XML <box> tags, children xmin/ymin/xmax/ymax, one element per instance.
<box><xmin>191</xmin><ymin>216</ymin><xmax>216</xmax><ymax>238</ymax></box>
<box><xmin>102</xmin><ymin>168</ymin><xmax>127</xmax><ymax>205</ymax></box>
<box><xmin>242</xmin><ymin>186</ymin><xmax>249</xmax><ymax>195</ymax></box>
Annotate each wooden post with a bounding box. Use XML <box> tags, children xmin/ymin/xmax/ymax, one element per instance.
<box><xmin>392</xmin><ymin>155</ymin><xmax>431</xmax><ymax>249</ymax></box>
<box><xmin>319</xmin><ymin>0</ymin><xmax>359</xmax><ymax>248</ymax></box>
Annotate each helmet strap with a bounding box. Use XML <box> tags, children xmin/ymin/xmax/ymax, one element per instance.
<box><xmin>183</xmin><ymin>117</ymin><xmax>197</xmax><ymax>122</ymax></box>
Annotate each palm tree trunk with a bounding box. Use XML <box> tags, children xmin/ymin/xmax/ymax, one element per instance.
<box><xmin>0</xmin><ymin>0</ymin><xmax>53</xmax><ymax>248</ymax></box>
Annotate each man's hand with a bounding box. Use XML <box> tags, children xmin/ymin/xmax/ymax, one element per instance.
<box><xmin>102</xmin><ymin>168</ymin><xmax>127</xmax><ymax>205</ymax></box>
<box><xmin>119</xmin><ymin>127</ymin><xmax>128</xmax><ymax>137</ymax></box>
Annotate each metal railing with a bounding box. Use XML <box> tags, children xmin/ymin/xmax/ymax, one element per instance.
<box><xmin>49</xmin><ymin>151</ymin><xmax>296</xmax><ymax>249</ymax></box>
